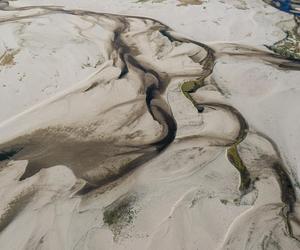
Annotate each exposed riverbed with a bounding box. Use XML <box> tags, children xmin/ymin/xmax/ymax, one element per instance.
<box><xmin>0</xmin><ymin>1</ymin><xmax>300</xmax><ymax>249</ymax></box>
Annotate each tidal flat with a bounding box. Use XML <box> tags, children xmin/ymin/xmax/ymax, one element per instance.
<box><xmin>0</xmin><ymin>1</ymin><xmax>300</xmax><ymax>249</ymax></box>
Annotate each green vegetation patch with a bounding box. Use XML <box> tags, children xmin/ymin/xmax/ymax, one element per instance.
<box><xmin>269</xmin><ymin>27</ymin><xmax>300</xmax><ymax>60</ymax></box>
<box><xmin>0</xmin><ymin>49</ymin><xmax>20</xmax><ymax>66</ymax></box>
<box><xmin>181</xmin><ymin>80</ymin><xmax>199</xmax><ymax>93</ymax></box>
<box><xmin>103</xmin><ymin>194</ymin><xmax>137</xmax><ymax>240</ymax></box>
<box><xmin>227</xmin><ymin>144</ymin><xmax>251</xmax><ymax>193</ymax></box>
<box><xmin>181</xmin><ymin>79</ymin><xmax>204</xmax><ymax>104</ymax></box>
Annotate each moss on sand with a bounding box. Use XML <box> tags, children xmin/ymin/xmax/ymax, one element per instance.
<box><xmin>227</xmin><ymin>144</ymin><xmax>251</xmax><ymax>193</ymax></box>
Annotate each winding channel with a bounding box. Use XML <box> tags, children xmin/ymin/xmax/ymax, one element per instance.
<box><xmin>0</xmin><ymin>3</ymin><xmax>300</xmax><ymax>247</ymax></box>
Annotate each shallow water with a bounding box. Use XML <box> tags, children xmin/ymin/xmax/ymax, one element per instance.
<box><xmin>265</xmin><ymin>0</ymin><xmax>300</xmax><ymax>15</ymax></box>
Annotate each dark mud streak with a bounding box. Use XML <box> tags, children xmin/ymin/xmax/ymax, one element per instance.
<box><xmin>209</xmin><ymin>63</ymin><xmax>297</xmax><ymax>241</ymax></box>
<box><xmin>209</xmin><ymin>38</ymin><xmax>300</xmax><ymax>210</ymax></box>
<box><xmin>214</xmin><ymin>43</ymin><xmax>300</xmax><ymax>70</ymax></box>
<box><xmin>254</xmin><ymin>131</ymin><xmax>297</xmax><ymax>212</ymax></box>
<box><xmin>0</xmin><ymin>7</ymin><xmax>178</xmax><ymax>195</ymax></box>
<box><xmin>175</xmin><ymin>26</ymin><xmax>299</xmax><ymax>245</ymax></box>
<box><xmin>78</xmin><ymin>151</ymin><xmax>159</xmax><ymax>194</ymax></box>
<box><xmin>0</xmin><ymin>4</ymin><xmax>296</xmax><ymax>192</ymax></box>
<box><xmin>199</xmin><ymin>102</ymin><xmax>249</xmax><ymax>143</ymax></box>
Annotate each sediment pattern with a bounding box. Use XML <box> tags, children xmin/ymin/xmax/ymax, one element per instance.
<box><xmin>0</xmin><ymin>4</ymin><xmax>300</xmax><ymax>250</ymax></box>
